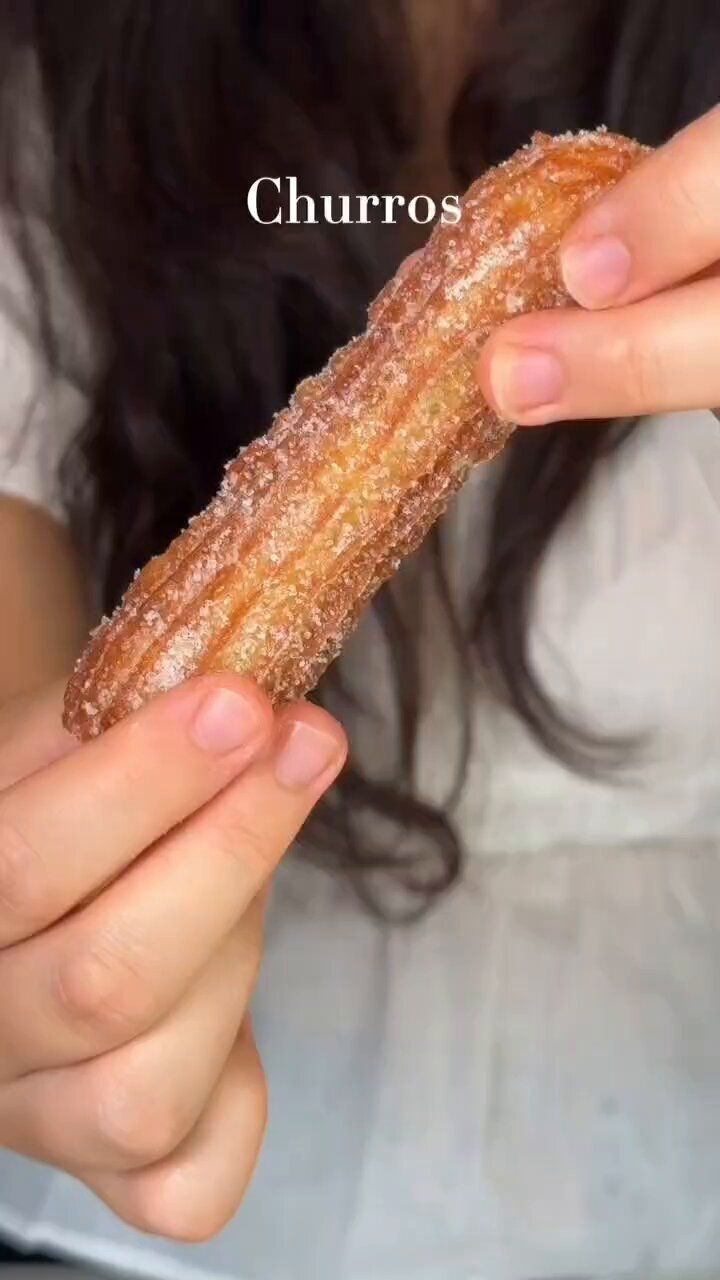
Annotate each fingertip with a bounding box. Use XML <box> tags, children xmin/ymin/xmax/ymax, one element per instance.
<box><xmin>166</xmin><ymin>673</ymin><xmax>273</xmax><ymax>722</ymax></box>
<box><xmin>113</xmin><ymin>674</ymin><xmax>275</xmax><ymax>763</ymax></box>
<box><xmin>559</xmin><ymin>235</ymin><xmax>633</xmax><ymax>310</ymax></box>
<box><xmin>273</xmin><ymin>701</ymin><xmax>348</xmax><ymax>793</ymax></box>
<box><xmin>193</xmin><ymin>674</ymin><xmax>275</xmax><ymax>732</ymax></box>
<box><xmin>477</xmin><ymin>329</ymin><xmax>565</xmax><ymax>427</ymax></box>
<box><xmin>279</xmin><ymin>699</ymin><xmax>348</xmax><ymax>755</ymax></box>
<box><xmin>187</xmin><ymin>678</ymin><xmax>275</xmax><ymax>759</ymax></box>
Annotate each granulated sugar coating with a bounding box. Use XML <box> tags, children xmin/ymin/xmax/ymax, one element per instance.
<box><xmin>64</xmin><ymin>130</ymin><xmax>647</xmax><ymax>739</ymax></box>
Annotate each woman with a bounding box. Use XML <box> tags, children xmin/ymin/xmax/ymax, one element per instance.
<box><xmin>0</xmin><ymin>1</ymin><xmax>719</xmax><ymax>1277</ymax></box>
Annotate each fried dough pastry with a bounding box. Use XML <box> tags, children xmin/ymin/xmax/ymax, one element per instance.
<box><xmin>65</xmin><ymin>129</ymin><xmax>646</xmax><ymax>738</ymax></box>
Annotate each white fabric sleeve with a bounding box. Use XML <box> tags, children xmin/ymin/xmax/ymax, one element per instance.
<box><xmin>0</xmin><ymin>220</ymin><xmax>89</xmax><ymax>522</ymax></box>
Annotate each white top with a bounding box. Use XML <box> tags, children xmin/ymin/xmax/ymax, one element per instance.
<box><xmin>1</xmin><ymin>247</ymin><xmax>720</xmax><ymax>1279</ymax></box>
<box><xmin>0</xmin><ymin>218</ymin><xmax>89</xmax><ymax>520</ymax></box>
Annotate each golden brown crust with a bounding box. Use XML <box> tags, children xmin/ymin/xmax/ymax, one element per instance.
<box><xmin>64</xmin><ymin>129</ymin><xmax>647</xmax><ymax>739</ymax></box>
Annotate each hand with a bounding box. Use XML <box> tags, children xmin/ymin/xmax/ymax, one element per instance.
<box><xmin>477</xmin><ymin>105</ymin><xmax>720</xmax><ymax>424</ymax></box>
<box><xmin>0</xmin><ymin>676</ymin><xmax>346</xmax><ymax>1241</ymax></box>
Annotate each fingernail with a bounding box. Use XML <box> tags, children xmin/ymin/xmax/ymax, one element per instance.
<box><xmin>191</xmin><ymin>688</ymin><xmax>265</xmax><ymax>755</ymax></box>
<box><xmin>489</xmin><ymin>347</ymin><xmax>564</xmax><ymax>418</ymax></box>
<box><xmin>561</xmin><ymin>235</ymin><xmax>632</xmax><ymax>308</ymax></box>
<box><xmin>274</xmin><ymin>721</ymin><xmax>343</xmax><ymax>791</ymax></box>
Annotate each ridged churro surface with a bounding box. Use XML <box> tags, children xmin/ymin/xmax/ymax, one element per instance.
<box><xmin>65</xmin><ymin>130</ymin><xmax>646</xmax><ymax>739</ymax></box>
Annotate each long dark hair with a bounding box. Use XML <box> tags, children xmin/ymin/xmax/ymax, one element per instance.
<box><xmin>1</xmin><ymin>0</ymin><xmax>718</xmax><ymax>916</ymax></box>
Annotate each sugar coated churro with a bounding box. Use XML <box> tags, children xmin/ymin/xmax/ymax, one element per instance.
<box><xmin>65</xmin><ymin>129</ymin><xmax>646</xmax><ymax>739</ymax></box>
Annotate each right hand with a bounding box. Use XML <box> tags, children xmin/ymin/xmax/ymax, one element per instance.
<box><xmin>0</xmin><ymin>674</ymin><xmax>346</xmax><ymax>1240</ymax></box>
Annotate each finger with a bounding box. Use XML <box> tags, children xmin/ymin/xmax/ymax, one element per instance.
<box><xmin>0</xmin><ymin>674</ymin><xmax>273</xmax><ymax>947</ymax></box>
<box><xmin>0</xmin><ymin>902</ymin><xmax>263</xmax><ymax>1171</ymax></box>
<box><xmin>86</xmin><ymin>1022</ymin><xmax>267</xmax><ymax>1243</ymax></box>
<box><xmin>1</xmin><ymin>702</ymin><xmax>345</xmax><ymax>1074</ymax></box>
<box><xmin>478</xmin><ymin>276</ymin><xmax>720</xmax><ymax>426</ymax></box>
<box><xmin>560</xmin><ymin>106</ymin><xmax>720</xmax><ymax>309</ymax></box>
<box><xmin>0</xmin><ymin>680</ymin><xmax>76</xmax><ymax>790</ymax></box>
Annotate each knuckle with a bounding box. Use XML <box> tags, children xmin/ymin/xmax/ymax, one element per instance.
<box><xmin>616</xmin><ymin>332</ymin><xmax>663</xmax><ymax>411</ymax></box>
<box><xmin>236</xmin><ymin>1028</ymin><xmax>270</xmax><ymax>1143</ymax></box>
<box><xmin>211</xmin><ymin>804</ymin><xmax>277</xmax><ymax>878</ymax></box>
<box><xmin>246</xmin><ymin>945</ymin><xmax>264</xmax><ymax>999</ymax></box>
<box><xmin>0</xmin><ymin>815</ymin><xmax>49</xmax><ymax>937</ymax></box>
<box><xmin>93</xmin><ymin>1065</ymin><xmax>191</xmax><ymax>1168</ymax></box>
<box><xmin>133</xmin><ymin>1176</ymin><xmax>235</xmax><ymax>1244</ymax></box>
<box><xmin>56</xmin><ymin>938</ymin><xmax>157</xmax><ymax>1041</ymax></box>
<box><xmin>253</xmin><ymin>1075</ymin><xmax>269</xmax><ymax>1143</ymax></box>
<box><xmin>246</xmin><ymin>1054</ymin><xmax>270</xmax><ymax>1134</ymax></box>
<box><xmin>130</xmin><ymin>1054</ymin><xmax>269</xmax><ymax>1241</ymax></box>
<box><xmin>669</xmin><ymin>169</ymin><xmax>719</xmax><ymax>238</ymax></box>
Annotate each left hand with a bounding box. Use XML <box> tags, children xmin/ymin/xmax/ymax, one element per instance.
<box><xmin>0</xmin><ymin>678</ymin><xmax>346</xmax><ymax>1241</ymax></box>
<box><xmin>477</xmin><ymin>105</ymin><xmax>720</xmax><ymax>426</ymax></box>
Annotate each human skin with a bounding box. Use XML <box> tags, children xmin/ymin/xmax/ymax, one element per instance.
<box><xmin>0</xmin><ymin>103</ymin><xmax>719</xmax><ymax>1244</ymax></box>
<box><xmin>0</xmin><ymin>675</ymin><xmax>346</xmax><ymax>1240</ymax></box>
<box><xmin>478</xmin><ymin>106</ymin><xmax>720</xmax><ymax>426</ymax></box>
